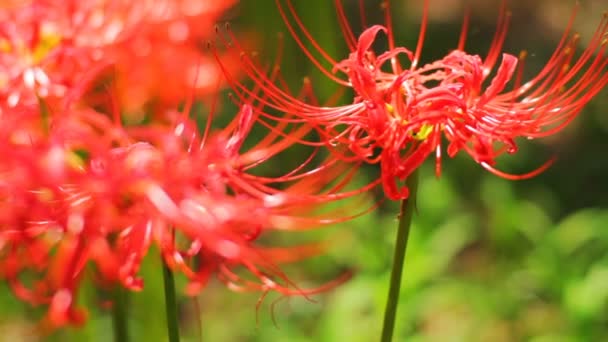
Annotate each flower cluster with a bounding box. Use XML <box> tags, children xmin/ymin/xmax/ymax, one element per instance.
<box><xmin>219</xmin><ymin>0</ymin><xmax>607</xmax><ymax>200</ymax></box>
<box><xmin>0</xmin><ymin>0</ymin><xmax>368</xmax><ymax>328</ymax></box>
<box><xmin>0</xmin><ymin>0</ymin><xmax>240</xmax><ymax>112</ymax></box>
<box><xmin>1</xmin><ymin>0</ymin><xmax>606</xmax><ymax>333</ymax></box>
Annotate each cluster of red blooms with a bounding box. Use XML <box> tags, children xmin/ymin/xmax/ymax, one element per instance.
<box><xmin>0</xmin><ymin>0</ymin><xmax>368</xmax><ymax>328</ymax></box>
<box><xmin>219</xmin><ymin>0</ymin><xmax>607</xmax><ymax>200</ymax></box>
<box><xmin>1</xmin><ymin>0</ymin><xmax>606</xmax><ymax>331</ymax></box>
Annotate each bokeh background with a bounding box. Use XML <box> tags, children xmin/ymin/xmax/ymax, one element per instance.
<box><xmin>1</xmin><ymin>0</ymin><xmax>607</xmax><ymax>341</ymax></box>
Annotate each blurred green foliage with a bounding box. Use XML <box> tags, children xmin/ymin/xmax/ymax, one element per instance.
<box><xmin>1</xmin><ymin>0</ymin><xmax>606</xmax><ymax>341</ymax></box>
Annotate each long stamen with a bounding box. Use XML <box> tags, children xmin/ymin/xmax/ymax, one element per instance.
<box><xmin>457</xmin><ymin>6</ymin><xmax>471</xmax><ymax>51</ymax></box>
<box><xmin>275</xmin><ymin>0</ymin><xmax>347</xmax><ymax>84</ymax></box>
<box><xmin>411</xmin><ymin>0</ymin><xmax>429</xmax><ymax>70</ymax></box>
<box><xmin>359</xmin><ymin>0</ymin><xmax>368</xmax><ymax>29</ymax></box>
<box><xmin>334</xmin><ymin>0</ymin><xmax>357</xmax><ymax>50</ymax></box>
<box><xmin>484</xmin><ymin>1</ymin><xmax>511</xmax><ymax>77</ymax></box>
<box><xmin>480</xmin><ymin>157</ymin><xmax>556</xmax><ymax>180</ymax></box>
<box><xmin>382</xmin><ymin>1</ymin><xmax>401</xmax><ymax>73</ymax></box>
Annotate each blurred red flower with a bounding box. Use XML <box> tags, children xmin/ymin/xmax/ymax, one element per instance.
<box><xmin>0</xmin><ymin>0</ymin><xmax>240</xmax><ymax>113</ymax></box>
<box><xmin>0</xmin><ymin>87</ymin><xmax>369</xmax><ymax>327</ymax></box>
<box><xmin>0</xmin><ymin>0</ymin><xmax>380</xmax><ymax>331</ymax></box>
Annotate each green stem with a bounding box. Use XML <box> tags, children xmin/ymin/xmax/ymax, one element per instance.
<box><xmin>193</xmin><ymin>297</ymin><xmax>203</xmax><ymax>341</ymax></box>
<box><xmin>162</xmin><ymin>257</ymin><xmax>180</xmax><ymax>342</ymax></box>
<box><xmin>380</xmin><ymin>171</ymin><xmax>419</xmax><ymax>342</ymax></box>
<box><xmin>36</xmin><ymin>96</ymin><xmax>50</xmax><ymax>134</ymax></box>
<box><xmin>111</xmin><ymin>287</ymin><xmax>129</xmax><ymax>342</ymax></box>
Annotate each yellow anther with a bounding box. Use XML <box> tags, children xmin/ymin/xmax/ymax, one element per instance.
<box><xmin>32</xmin><ymin>33</ymin><xmax>61</xmax><ymax>63</ymax></box>
<box><xmin>385</xmin><ymin>103</ymin><xmax>394</xmax><ymax>113</ymax></box>
<box><xmin>412</xmin><ymin>124</ymin><xmax>433</xmax><ymax>141</ymax></box>
<box><xmin>0</xmin><ymin>39</ymin><xmax>11</xmax><ymax>53</ymax></box>
<box><xmin>35</xmin><ymin>187</ymin><xmax>54</xmax><ymax>202</ymax></box>
<box><xmin>67</xmin><ymin>150</ymin><xmax>86</xmax><ymax>170</ymax></box>
<box><xmin>519</xmin><ymin>50</ymin><xmax>528</xmax><ymax>60</ymax></box>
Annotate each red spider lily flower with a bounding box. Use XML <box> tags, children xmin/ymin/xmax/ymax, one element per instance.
<box><xmin>0</xmin><ymin>0</ymin><xmax>239</xmax><ymax>112</ymax></box>
<box><xmin>0</xmin><ymin>81</ymin><xmax>374</xmax><ymax>327</ymax></box>
<box><xmin>216</xmin><ymin>0</ymin><xmax>607</xmax><ymax>200</ymax></box>
<box><xmin>2</xmin><ymin>0</ymin><xmax>368</xmax><ymax>329</ymax></box>
<box><xmin>0</xmin><ymin>0</ymin><xmax>140</xmax><ymax>109</ymax></box>
<box><xmin>119</xmin><ymin>104</ymin><xmax>369</xmax><ymax>295</ymax></box>
<box><xmin>104</xmin><ymin>0</ymin><xmax>243</xmax><ymax>111</ymax></box>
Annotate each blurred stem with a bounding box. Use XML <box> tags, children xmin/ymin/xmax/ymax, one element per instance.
<box><xmin>191</xmin><ymin>257</ymin><xmax>203</xmax><ymax>341</ymax></box>
<box><xmin>193</xmin><ymin>297</ymin><xmax>203</xmax><ymax>341</ymax></box>
<box><xmin>162</xmin><ymin>256</ymin><xmax>180</xmax><ymax>342</ymax></box>
<box><xmin>111</xmin><ymin>287</ymin><xmax>129</xmax><ymax>342</ymax></box>
<box><xmin>36</xmin><ymin>96</ymin><xmax>50</xmax><ymax>134</ymax></box>
<box><xmin>381</xmin><ymin>171</ymin><xmax>419</xmax><ymax>342</ymax></box>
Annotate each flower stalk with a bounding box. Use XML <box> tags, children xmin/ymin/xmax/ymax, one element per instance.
<box><xmin>381</xmin><ymin>170</ymin><xmax>419</xmax><ymax>342</ymax></box>
<box><xmin>111</xmin><ymin>287</ymin><xmax>129</xmax><ymax>342</ymax></box>
<box><xmin>162</xmin><ymin>256</ymin><xmax>180</xmax><ymax>342</ymax></box>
